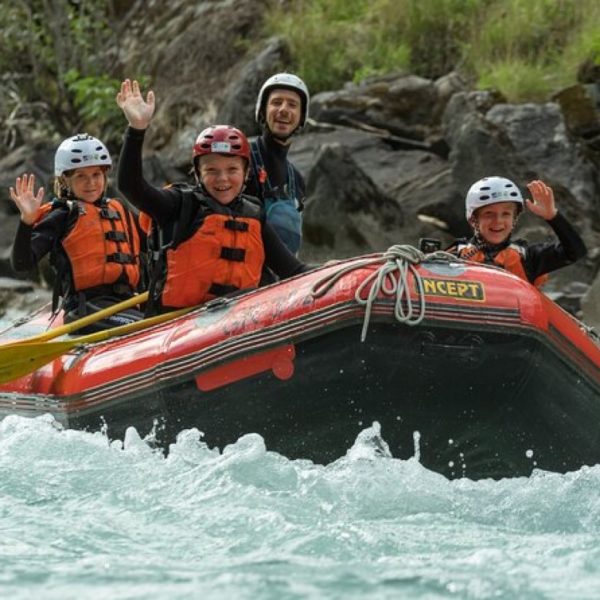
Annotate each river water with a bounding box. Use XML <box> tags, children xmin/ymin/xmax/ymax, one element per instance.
<box><xmin>2</xmin><ymin>414</ymin><xmax>600</xmax><ymax>600</ymax></box>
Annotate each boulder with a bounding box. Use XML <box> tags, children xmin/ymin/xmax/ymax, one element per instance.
<box><xmin>301</xmin><ymin>143</ymin><xmax>403</xmax><ymax>261</ymax></box>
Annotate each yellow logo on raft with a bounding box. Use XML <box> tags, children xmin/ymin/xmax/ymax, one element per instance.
<box><xmin>420</xmin><ymin>278</ymin><xmax>485</xmax><ymax>301</ymax></box>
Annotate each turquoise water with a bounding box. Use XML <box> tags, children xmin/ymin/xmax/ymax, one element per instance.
<box><xmin>2</xmin><ymin>415</ymin><xmax>600</xmax><ymax>600</ymax></box>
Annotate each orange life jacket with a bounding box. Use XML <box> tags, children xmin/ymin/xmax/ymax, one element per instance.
<box><xmin>35</xmin><ymin>198</ymin><xmax>141</xmax><ymax>293</ymax></box>
<box><xmin>456</xmin><ymin>243</ymin><xmax>548</xmax><ymax>288</ymax></box>
<box><xmin>161</xmin><ymin>212</ymin><xmax>265</xmax><ymax>308</ymax></box>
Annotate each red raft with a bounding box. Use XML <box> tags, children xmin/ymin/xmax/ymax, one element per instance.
<box><xmin>0</xmin><ymin>248</ymin><xmax>599</xmax><ymax>480</ymax></box>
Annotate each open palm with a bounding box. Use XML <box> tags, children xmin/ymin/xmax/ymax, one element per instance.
<box><xmin>526</xmin><ymin>180</ymin><xmax>558</xmax><ymax>220</ymax></box>
<box><xmin>116</xmin><ymin>79</ymin><xmax>156</xmax><ymax>129</ymax></box>
<box><xmin>9</xmin><ymin>174</ymin><xmax>44</xmax><ymax>225</ymax></box>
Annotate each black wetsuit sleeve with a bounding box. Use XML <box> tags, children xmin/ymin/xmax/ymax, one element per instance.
<box><xmin>117</xmin><ymin>126</ymin><xmax>181</xmax><ymax>227</ymax></box>
<box><xmin>292</xmin><ymin>164</ymin><xmax>306</xmax><ymax>207</ymax></box>
<box><xmin>10</xmin><ymin>210</ymin><xmax>68</xmax><ymax>272</ymax></box>
<box><xmin>524</xmin><ymin>211</ymin><xmax>587</xmax><ymax>281</ymax></box>
<box><xmin>244</xmin><ymin>167</ymin><xmax>260</xmax><ymax>200</ymax></box>
<box><xmin>263</xmin><ymin>223</ymin><xmax>311</xmax><ymax>278</ymax></box>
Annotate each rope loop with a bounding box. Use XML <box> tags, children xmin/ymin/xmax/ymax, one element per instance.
<box><xmin>311</xmin><ymin>245</ymin><xmax>456</xmax><ymax>341</ymax></box>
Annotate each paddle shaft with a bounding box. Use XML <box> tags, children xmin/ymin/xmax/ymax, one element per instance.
<box><xmin>0</xmin><ymin>305</ymin><xmax>191</xmax><ymax>385</ymax></box>
<box><xmin>3</xmin><ymin>291</ymin><xmax>150</xmax><ymax>346</ymax></box>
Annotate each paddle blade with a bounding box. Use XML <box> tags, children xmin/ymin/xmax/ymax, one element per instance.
<box><xmin>0</xmin><ymin>340</ymin><xmax>79</xmax><ymax>384</ymax></box>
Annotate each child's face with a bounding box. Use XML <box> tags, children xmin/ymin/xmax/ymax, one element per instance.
<box><xmin>199</xmin><ymin>154</ymin><xmax>247</xmax><ymax>205</ymax></box>
<box><xmin>67</xmin><ymin>166</ymin><xmax>107</xmax><ymax>203</ymax></box>
<box><xmin>471</xmin><ymin>201</ymin><xmax>518</xmax><ymax>245</ymax></box>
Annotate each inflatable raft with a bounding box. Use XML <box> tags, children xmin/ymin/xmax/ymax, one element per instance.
<box><xmin>0</xmin><ymin>247</ymin><xmax>599</xmax><ymax>480</ymax></box>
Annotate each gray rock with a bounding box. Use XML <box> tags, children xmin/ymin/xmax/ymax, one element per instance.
<box><xmin>217</xmin><ymin>37</ymin><xmax>291</xmax><ymax>136</ymax></box>
<box><xmin>302</xmin><ymin>143</ymin><xmax>403</xmax><ymax>261</ymax></box>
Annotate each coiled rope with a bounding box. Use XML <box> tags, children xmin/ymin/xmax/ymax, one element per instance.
<box><xmin>311</xmin><ymin>245</ymin><xmax>455</xmax><ymax>342</ymax></box>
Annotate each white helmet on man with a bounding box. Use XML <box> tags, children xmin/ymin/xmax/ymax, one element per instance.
<box><xmin>54</xmin><ymin>133</ymin><xmax>112</xmax><ymax>177</ymax></box>
<box><xmin>255</xmin><ymin>72</ymin><xmax>310</xmax><ymax>127</ymax></box>
<box><xmin>465</xmin><ymin>176</ymin><xmax>524</xmax><ymax>220</ymax></box>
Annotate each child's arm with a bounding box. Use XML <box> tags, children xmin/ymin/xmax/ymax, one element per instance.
<box><xmin>522</xmin><ymin>180</ymin><xmax>587</xmax><ymax>281</ymax></box>
<box><xmin>116</xmin><ymin>79</ymin><xmax>180</xmax><ymax>227</ymax></box>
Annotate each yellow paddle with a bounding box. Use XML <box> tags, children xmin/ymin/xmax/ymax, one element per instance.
<box><xmin>1</xmin><ymin>291</ymin><xmax>150</xmax><ymax>347</ymax></box>
<box><xmin>0</xmin><ymin>304</ymin><xmax>192</xmax><ymax>385</ymax></box>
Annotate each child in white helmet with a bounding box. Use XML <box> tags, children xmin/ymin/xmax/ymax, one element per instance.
<box><xmin>9</xmin><ymin>134</ymin><xmax>145</xmax><ymax>332</ymax></box>
<box><xmin>448</xmin><ymin>176</ymin><xmax>586</xmax><ymax>286</ymax></box>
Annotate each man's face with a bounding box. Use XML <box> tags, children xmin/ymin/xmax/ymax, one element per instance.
<box><xmin>265</xmin><ymin>89</ymin><xmax>302</xmax><ymax>140</ymax></box>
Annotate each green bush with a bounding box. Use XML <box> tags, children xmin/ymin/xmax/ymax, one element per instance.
<box><xmin>265</xmin><ymin>0</ymin><xmax>600</xmax><ymax>101</ymax></box>
<box><xmin>0</xmin><ymin>0</ymin><xmax>148</xmax><ymax>149</ymax></box>
<box><xmin>63</xmin><ymin>71</ymin><xmax>150</xmax><ymax>147</ymax></box>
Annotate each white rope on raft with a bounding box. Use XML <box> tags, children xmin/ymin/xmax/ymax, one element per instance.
<box><xmin>311</xmin><ymin>245</ymin><xmax>456</xmax><ymax>342</ymax></box>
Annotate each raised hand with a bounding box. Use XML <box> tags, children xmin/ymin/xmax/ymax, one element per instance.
<box><xmin>526</xmin><ymin>180</ymin><xmax>558</xmax><ymax>221</ymax></box>
<box><xmin>116</xmin><ymin>79</ymin><xmax>155</xmax><ymax>130</ymax></box>
<box><xmin>9</xmin><ymin>174</ymin><xmax>45</xmax><ymax>225</ymax></box>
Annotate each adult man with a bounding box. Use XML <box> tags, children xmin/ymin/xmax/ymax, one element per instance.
<box><xmin>246</xmin><ymin>73</ymin><xmax>309</xmax><ymax>256</ymax></box>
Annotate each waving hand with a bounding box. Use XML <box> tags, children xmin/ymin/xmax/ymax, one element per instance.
<box><xmin>9</xmin><ymin>174</ymin><xmax>44</xmax><ymax>225</ymax></box>
<box><xmin>526</xmin><ymin>180</ymin><xmax>558</xmax><ymax>220</ymax></box>
<box><xmin>116</xmin><ymin>79</ymin><xmax>156</xmax><ymax>130</ymax></box>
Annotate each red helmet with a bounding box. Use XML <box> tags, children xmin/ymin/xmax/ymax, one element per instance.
<box><xmin>192</xmin><ymin>125</ymin><xmax>251</xmax><ymax>162</ymax></box>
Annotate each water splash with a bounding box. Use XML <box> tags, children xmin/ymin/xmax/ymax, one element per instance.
<box><xmin>2</xmin><ymin>414</ymin><xmax>600</xmax><ymax>598</ymax></box>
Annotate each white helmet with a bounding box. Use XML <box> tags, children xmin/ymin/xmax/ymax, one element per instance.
<box><xmin>54</xmin><ymin>133</ymin><xmax>112</xmax><ymax>176</ymax></box>
<box><xmin>465</xmin><ymin>176</ymin><xmax>524</xmax><ymax>220</ymax></box>
<box><xmin>255</xmin><ymin>72</ymin><xmax>310</xmax><ymax>127</ymax></box>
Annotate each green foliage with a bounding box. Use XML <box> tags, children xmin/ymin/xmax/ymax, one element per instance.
<box><xmin>0</xmin><ymin>0</ymin><xmax>147</xmax><ymax>149</ymax></box>
<box><xmin>63</xmin><ymin>71</ymin><xmax>150</xmax><ymax>146</ymax></box>
<box><xmin>265</xmin><ymin>0</ymin><xmax>600</xmax><ymax>102</ymax></box>
<box><xmin>477</xmin><ymin>61</ymin><xmax>556</xmax><ymax>103</ymax></box>
<box><xmin>264</xmin><ymin>0</ymin><xmax>376</xmax><ymax>92</ymax></box>
<box><xmin>467</xmin><ymin>0</ymin><xmax>600</xmax><ymax>98</ymax></box>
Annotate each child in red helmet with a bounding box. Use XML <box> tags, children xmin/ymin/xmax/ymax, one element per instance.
<box><xmin>116</xmin><ymin>79</ymin><xmax>310</xmax><ymax>313</ymax></box>
<box><xmin>448</xmin><ymin>176</ymin><xmax>586</xmax><ymax>286</ymax></box>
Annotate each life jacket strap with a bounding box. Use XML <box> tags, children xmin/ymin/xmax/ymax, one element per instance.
<box><xmin>208</xmin><ymin>283</ymin><xmax>239</xmax><ymax>296</ymax></box>
<box><xmin>107</xmin><ymin>252</ymin><xmax>136</xmax><ymax>264</ymax></box>
<box><xmin>220</xmin><ymin>247</ymin><xmax>246</xmax><ymax>262</ymax></box>
<box><xmin>225</xmin><ymin>219</ymin><xmax>249</xmax><ymax>232</ymax></box>
<box><xmin>100</xmin><ymin>208</ymin><xmax>122</xmax><ymax>220</ymax></box>
<box><xmin>105</xmin><ymin>230</ymin><xmax>128</xmax><ymax>242</ymax></box>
